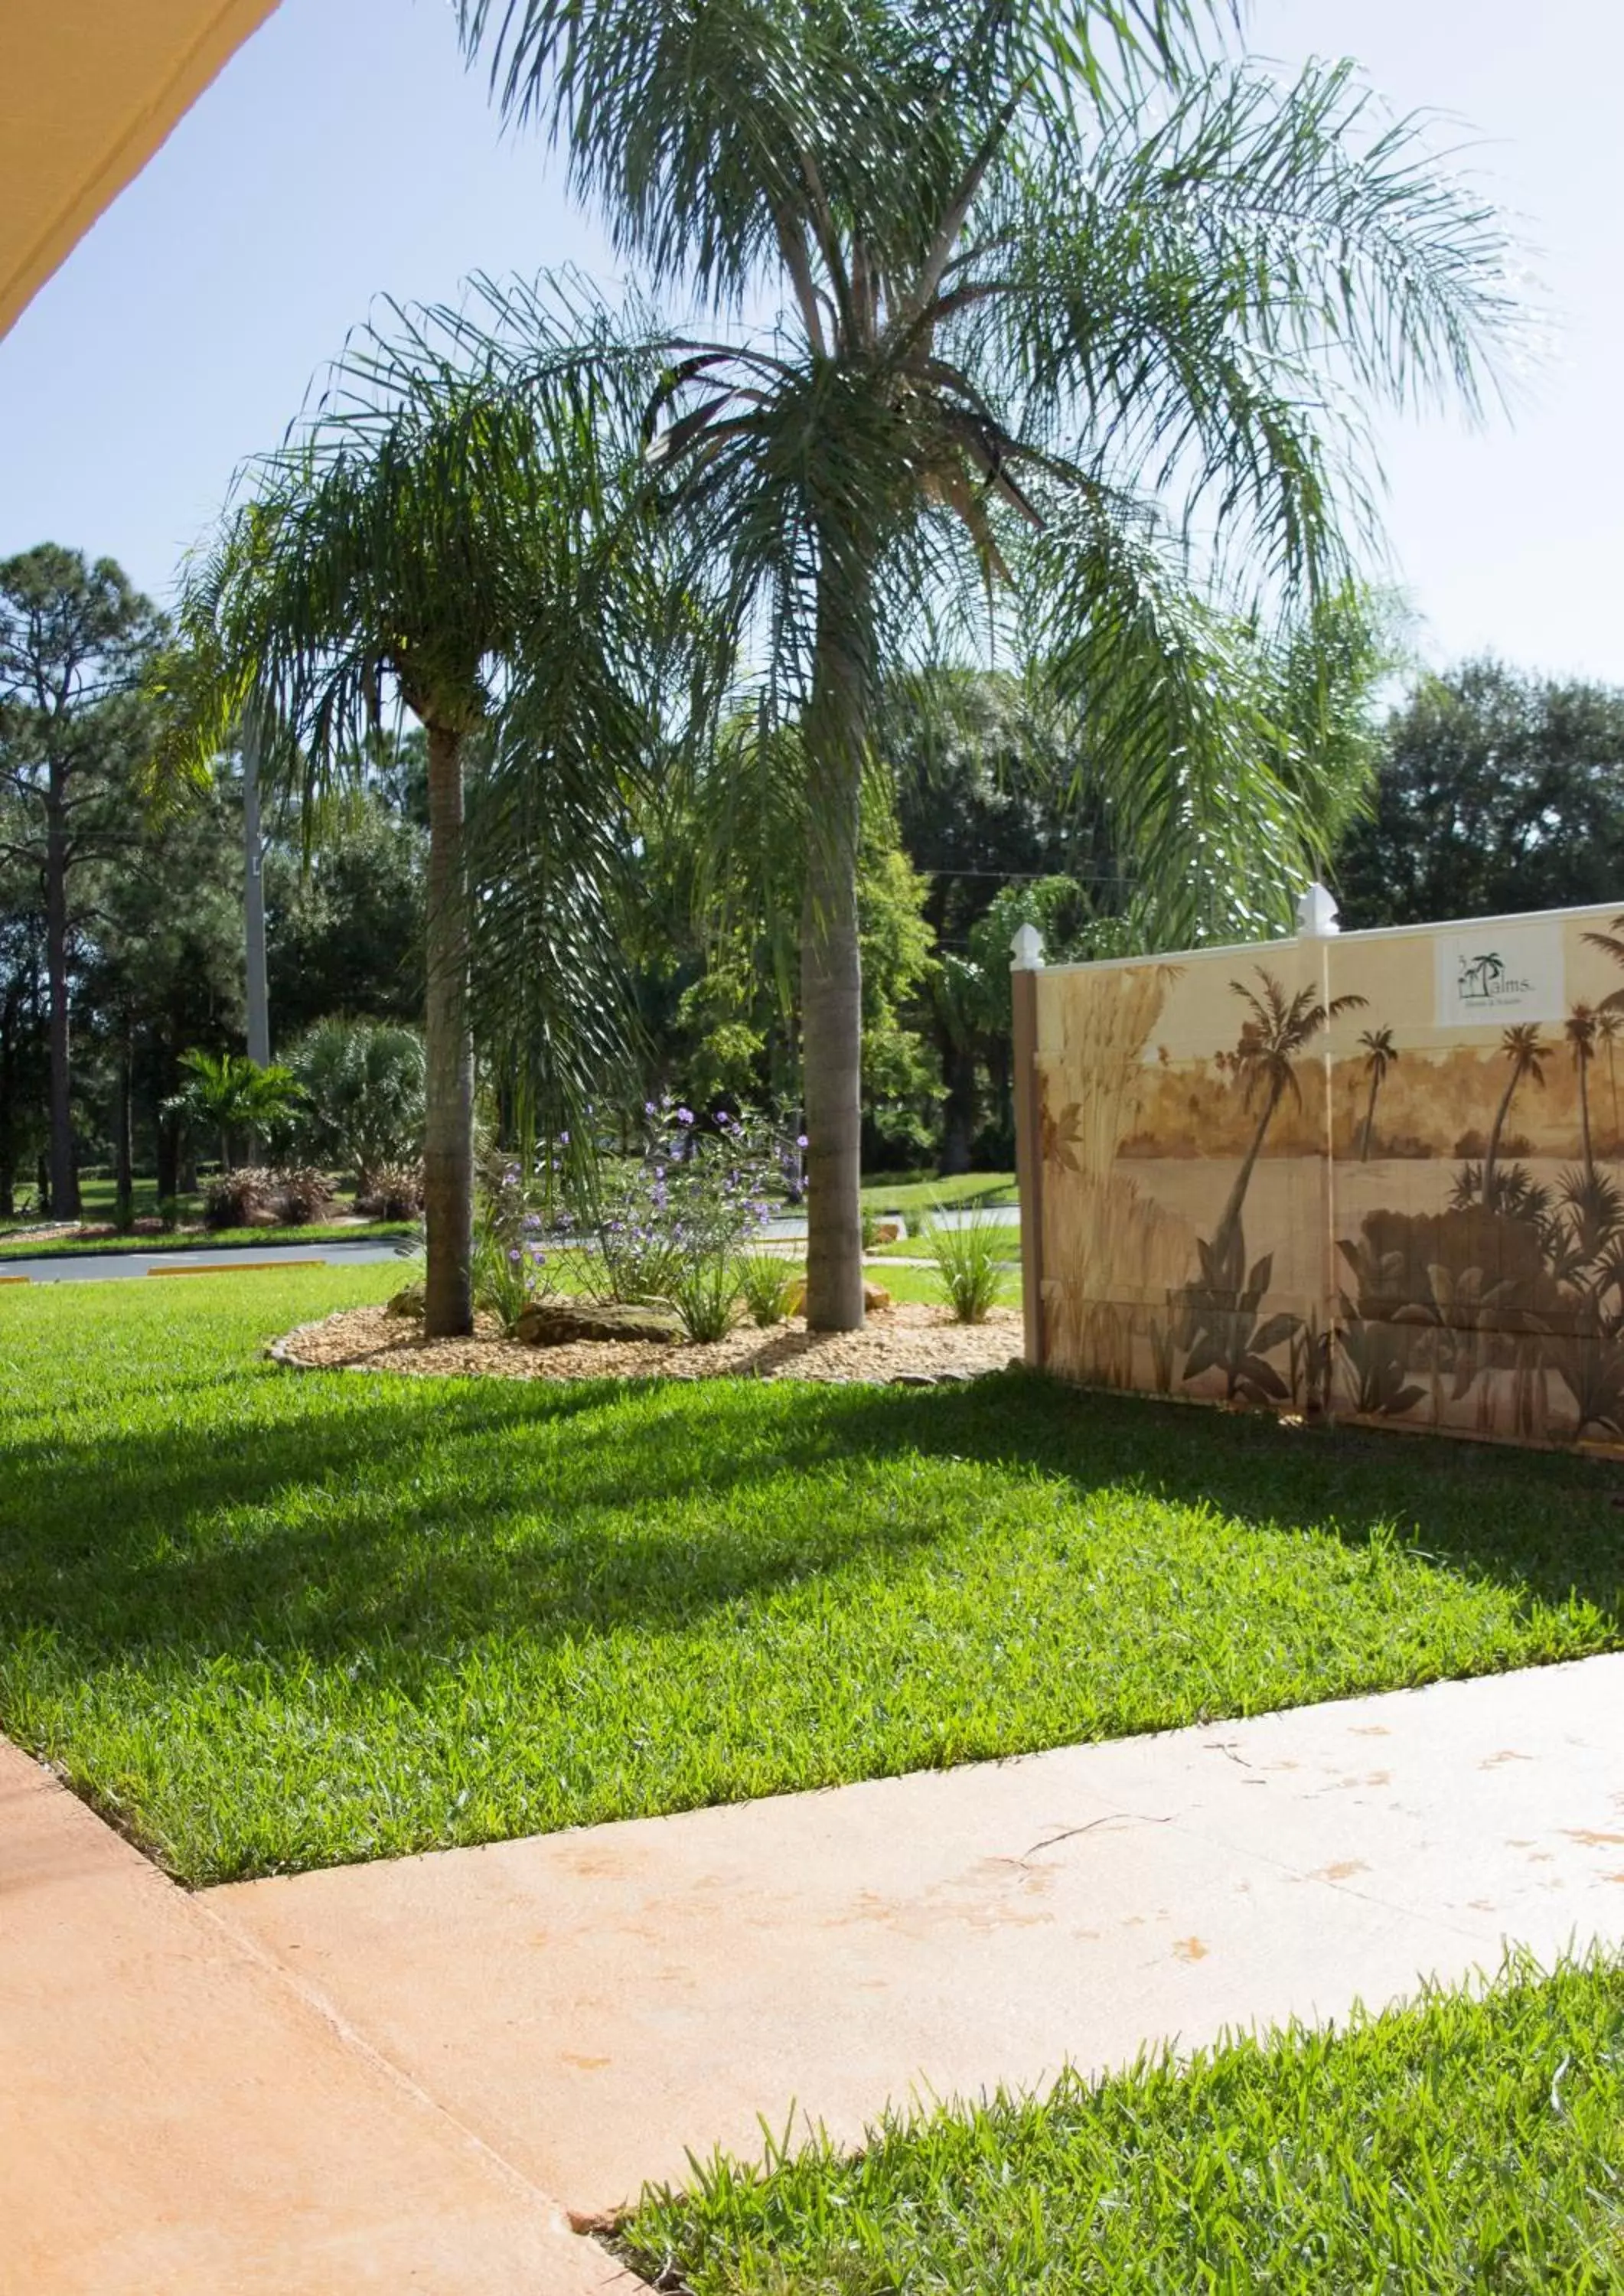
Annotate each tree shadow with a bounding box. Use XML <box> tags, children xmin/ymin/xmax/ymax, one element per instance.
<box><xmin>2</xmin><ymin>1367</ymin><xmax>1619</xmax><ymax>1686</ymax></box>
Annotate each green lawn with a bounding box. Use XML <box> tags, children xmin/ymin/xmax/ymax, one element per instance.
<box><xmin>0</xmin><ymin>1267</ymin><xmax>1619</xmax><ymax>1886</ymax></box>
<box><xmin>861</xmin><ymin>1170</ymin><xmax>1017</xmax><ymax>1216</ymax></box>
<box><xmin>621</xmin><ymin>1949</ymin><xmax>1624</xmax><ymax>2294</ymax></box>
<box><xmin>0</xmin><ymin>1220</ymin><xmax>414</xmax><ymax>1261</ymax></box>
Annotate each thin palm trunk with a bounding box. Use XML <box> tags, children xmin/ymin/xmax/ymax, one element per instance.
<box><xmin>801</xmin><ymin>558</ymin><xmax>870</xmax><ymax>1332</ymax></box>
<box><xmin>44</xmin><ymin>771</ymin><xmax>79</xmax><ymax>1218</ymax></box>
<box><xmin>423</xmin><ymin>722</ymin><xmax>474</xmax><ymax>1336</ymax></box>
<box><xmin>1214</xmin><ymin>1081</ymin><xmax>1283</xmax><ymax>1255</ymax></box>
<box><xmin>1358</xmin><ymin>1068</ymin><xmax>1382</xmax><ymax>1163</ymax></box>
<box><xmin>1482</xmin><ymin>1067</ymin><xmax>1522</xmax><ymax>1206</ymax></box>
<box><xmin>1577</xmin><ymin>1058</ymin><xmax>1594</xmax><ymax>1180</ymax></box>
<box><xmin>114</xmin><ymin>1035</ymin><xmax>135</xmax><ymax>1228</ymax></box>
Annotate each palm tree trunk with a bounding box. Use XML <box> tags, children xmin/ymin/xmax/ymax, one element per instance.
<box><xmin>1483</xmin><ymin>1068</ymin><xmax>1521</xmax><ymax>1206</ymax></box>
<box><xmin>1359</xmin><ymin>1069</ymin><xmax>1380</xmax><ymax>1163</ymax></box>
<box><xmin>44</xmin><ymin>773</ymin><xmax>79</xmax><ymax>1218</ymax></box>
<box><xmin>1213</xmin><ymin>1083</ymin><xmax>1283</xmax><ymax>1258</ymax></box>
<box><xmin>801</xmin><ymin>556</ymin><xmax>872</xmax><ymax>1332</ymax></box>
<box><xmin>423</xmin><ymin>721</ymin><xmax>474</xmax><ymax>1336</ymax></box>
<box><xmin>938</xmin><ymin>1025</ymin><xmax>978</xmax><ymax>1178</ymax></box>
<box><xmin>1578</xmin><ymin>1060</ymin><xmax>1594</xmax><ymax>1179</ymax></box>
<box><xmin>114</xmin><ymin>1036</ymin><xmax>135</xmax><ymax>1230</ymax></box>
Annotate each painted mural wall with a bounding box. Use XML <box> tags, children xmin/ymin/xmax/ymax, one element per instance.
<box><xmin>1031</xmin><ymin>900</ymin><xmax>1624</xmax><ymax>1449</ymax></box>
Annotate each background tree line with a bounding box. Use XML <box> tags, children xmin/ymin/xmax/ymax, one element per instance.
<box><xmin>8</xmin><ymin>531</ymin><xmax>1619</xmax><ymax>1221</ymax></box>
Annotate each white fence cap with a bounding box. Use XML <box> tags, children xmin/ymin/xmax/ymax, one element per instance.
<box><xmin>1296</xmin><ymin>882</ymin><xmax>1341</xmax><ymax>938</ymax></box>
<box><xmin>1011</xmin><ymin>921</ymin><xmax>1045</xmax><ymax>971</ymax></box>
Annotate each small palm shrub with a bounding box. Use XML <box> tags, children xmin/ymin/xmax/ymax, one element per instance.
<box><xmin>738</xmin><ymin>1250</ymin><xmax>801</xmax><ymax>1328</ymax></box>
<box><xmin>287</xmin><ymin>1019</ymin><xmax>426</xmax><ymax>1189</ymax></box>
<box><xmin>922</xmin><ymin>1205</ymin><xmax>1012</xmax><ymax>1324</ymax></box>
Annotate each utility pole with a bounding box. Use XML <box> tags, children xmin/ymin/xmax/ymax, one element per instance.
<box><xmin>243</xmin><ymin>712</ymin><xmax>271</xmax><ymax>1067</ymax></box>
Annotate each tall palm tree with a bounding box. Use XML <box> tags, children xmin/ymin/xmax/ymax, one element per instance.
<box><xmin>165</xmin><ymin>322</ymin><xmax>651</xmax><ymax>1335</ymax></box>
<box><xmin>1567</xmin><ymin>1003</ymin><xmax>1599</xmax><ymax>1180</ymax></box>
<box><xmin>1482</xmin><ymin>1022</ymin><xmax>1547</xmax><ymax>1208</ymax></box>
<box><xmin>458</xmin><ymin>0</ymin><xmax>1514</xmax><ymax>1328</ymax></box>
<box><xmin>1355</xmin><ymin>1026</ymin><xmax>1397</xmax><ymax>1163</ymax></box>
<box><xmin>1215</xmin><ymin>968</ymin><xmax>1365</xmax><ymax>1250</ymax></box>
<box><xmin>1596</xmin><ymin>1008</ymin><xmax>1623</xmax><ymax>1161</ymax></box>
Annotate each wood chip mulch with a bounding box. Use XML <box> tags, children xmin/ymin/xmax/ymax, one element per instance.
<box><xmin>269</xmin><ymin>1300</ymin><xmax>1023</xmax><ymax>1386</ymax></box>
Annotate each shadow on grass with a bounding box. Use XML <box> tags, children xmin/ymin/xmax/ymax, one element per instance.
<box><xmin>2</xmin><ymin>1366</ymin><xmax>1621</xmax><ymax>1678</ymax></box>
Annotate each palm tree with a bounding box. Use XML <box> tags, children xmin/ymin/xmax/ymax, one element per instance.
<box><xmin>458</xmin><ymin>0</ymin><xmax>1513</xmax><ymax>1329</ymax></box>
<box><xmin>1355</xmin><ymin>1027</ymin><xmax>1397</xmax><ymax>1163</ymax></box>
<box><xmin>1567</xmin><ymin>1004</ymin><xmax>1599</xmax><ymax>1180</ymax></box>
<box><xmin>1597</xmin><ymin>1009</ymin><xmax>1623</xmax><ymax>1161</ymax></box>
<box><xmin>166</xmin><ymin>322</ymin><xmax>651</xmax><ymax>1335</ymax></box>
<box><xmin>1214</xmin><ymin>969</ymin><xmax>1365</xmax><ymax>1251</ymax></box>
<box><xmin>165</xmin><ymin>1049</ymin><xmax>302</xmax><ymax>1174</ymax></box>
<box><xmin>1482</xmin><ymin>1023</ymin><xmax>1547</xmax><ymax>1209</ymax></box>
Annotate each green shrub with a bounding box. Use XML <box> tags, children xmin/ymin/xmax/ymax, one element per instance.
<box><xmin>667</xmin><ymin>1256</ymin><xmax>742</xmax><ymax>1342</ymax></box>
<box><xmin>922</xmin><ymin>1205</ymin><xmax>1011</xmax><ymax>1323</ymax></box>
<box><xmin>738</xmin><ymin>1250</ymin><xmax>801</xmax><ymax>1328</ymax></box>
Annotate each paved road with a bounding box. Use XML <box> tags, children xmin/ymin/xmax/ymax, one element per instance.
<box><xmin>2</xmin><ymin>1205</ymin><xmax>1020</xmax><ymax>1283</ymax></box>
<box><xmin>0</xmin><ymin>1238</ymin><xmax>408</xmax><ymax>1284</ymax></box>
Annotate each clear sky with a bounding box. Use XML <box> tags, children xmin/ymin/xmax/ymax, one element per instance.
<box><xmin>2</xmin><ymin>0</ymin><xmax>1619</xmax><ymax>682</ymax></box>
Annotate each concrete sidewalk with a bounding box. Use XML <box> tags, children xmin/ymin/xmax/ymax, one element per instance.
<box><xmin>0</xmin><ymin>1740</ymin><xmax>625</xmax><ymax>2294</ymax></box>
<box><xmin>214</xmin><ymin>1654</ymin><xmax>1624</xmax><ymax>2218</ymax></box>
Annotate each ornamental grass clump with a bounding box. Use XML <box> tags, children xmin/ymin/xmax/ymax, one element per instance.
<box><xmin>739</xmin><ymin>1250</ymin><xmax>802</xmax><ymax>1329</ymax></box>
<box><xmin>923</xmin><ymin>1205</ymin><xmax>1013</xmax><ymax>1324</ymax></box>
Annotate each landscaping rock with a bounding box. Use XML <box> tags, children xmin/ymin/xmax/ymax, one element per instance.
<box><xmin>864</xmin><ymin>1282</ymin><xmax>893</xmax><ymax>1313</ymax></box>
<box><xmin>386</xmin><ymin>1284</ymin><xmax>425</xmax><ymax>1319</ymax></box>
<box><xmin>514</xmin><ymin>1299</ymin><xmax>684</xmax><ymax>1347</ymax></box>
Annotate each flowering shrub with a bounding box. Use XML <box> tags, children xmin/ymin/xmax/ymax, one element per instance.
<box><xmin>465</xmin><ymin>1102</ymin><xmax>803</xmax><ymax>1342</ymax></box>
<box><xmin>472</xmin><ymin>1159</ymin><xmax>563</xmax><ymax>1333</ymax></box>
<box><xmin>595</xmin><ymin>1101</ymin><xmax>797</xmax><ymax>1330</ymax></box>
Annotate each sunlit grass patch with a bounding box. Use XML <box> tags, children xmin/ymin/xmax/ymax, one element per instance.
<box><xmin>0</xmin><ymin>1267</ymin><xmax>1619</xmax><ymax>1884</ymax></box>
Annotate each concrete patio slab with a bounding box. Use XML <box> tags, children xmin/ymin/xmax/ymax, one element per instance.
<box><xmin>213</xmin><ymin>1654</ymin><xmax>1624</xmax><ymax>2218</ymax></box>
<box><xmin>0</xmin><ymin>1740</ymin><xmax>628</xmax><ymax>2294</ymax></box>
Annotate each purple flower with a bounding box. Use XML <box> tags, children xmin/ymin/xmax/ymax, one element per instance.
<box><xmin>796</xmin><ymin>1134</ymin><xmax>809</xmax><ymax>1149</ymax></box>
<box><xmin>507</xmin><ymin>1248</ymin><xmax>521</xmax><ymax>1264</ymax></box>
<box><xmin>559</xmin><ymin>1130</ymin><xmax>570</xmax><ymax>1146</ymax></box>
<box><xmin>676</xmin><ymin>1107</ymin><xmax>695</xmax><ymax>1126</ymax></box>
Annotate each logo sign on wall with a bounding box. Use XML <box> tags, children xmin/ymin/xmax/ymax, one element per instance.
<box><xmin>1433</xmin><ymin>920</ymin><xmax>1567</xmax><ymax>1028</ymax></box>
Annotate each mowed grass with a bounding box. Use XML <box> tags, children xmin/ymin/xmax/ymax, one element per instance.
<box><xmin>621</xmin><ymin>1949</ymin><xmax>1624</xmax><ymax>2294</ymax></box>
<box><xmin>0</xmin><ymin>1269</ymin><xmax>1620</xmax><ymax>1886</ymax></box>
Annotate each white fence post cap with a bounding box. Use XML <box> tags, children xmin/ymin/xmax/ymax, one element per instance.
<box><xmin>1011</xmin><ymin>921</ymin><xmax>1045</xmax><ymax>970</ymax></box>
<box><xmin>1296</xmin><ymin>882</ymin><xmax>1340</xmax><ymax>938</ymax></box>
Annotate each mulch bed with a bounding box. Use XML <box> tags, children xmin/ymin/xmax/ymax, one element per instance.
<box><xmin>270</xmin><ymin>1300</ymin><xmax>1023</xmax><ymax>1386</ymax></box>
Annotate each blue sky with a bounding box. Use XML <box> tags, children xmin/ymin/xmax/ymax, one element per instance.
<box><xmin>3</xmin><ymin>0</ymin><xmax>1620</xmax><ymax>681</ymax></box>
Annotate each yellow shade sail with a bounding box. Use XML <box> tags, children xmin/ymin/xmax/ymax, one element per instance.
<box><xmin>1</xmin><ymin>0</ymin><xmax>281</xmax><ymax>338</ymax></box>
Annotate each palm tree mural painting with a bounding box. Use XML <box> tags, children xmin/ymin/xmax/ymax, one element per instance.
<box><xmin>1566</xmin><ymin>1005</ymin><xmax>1599</xmax><ymax>1181</ymax></box>
<box><xmin>1214</xmin><ymin>970</ymin><xmax>1366</xmax><ymax>1253</ymax></box>
<box><xmin>1356</xmin><ymin>1028</ymin><xmax>1397</xmax><ymax>1163</ymax></box>
<box><xmin>1178</xmin><ymin>968</ymin><xmax>1364</xmax><ymax>1405</ymax></box>
<box><xmin>1482</xmin><ymin>1023</ymin><xmax>1547</xmax><ymax>1211</ymax></box>
<box><xmin>1598</xmin><ymin>1010</ymin><xmax>1623</xmax><ymax>1159</ymax></box>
